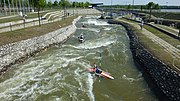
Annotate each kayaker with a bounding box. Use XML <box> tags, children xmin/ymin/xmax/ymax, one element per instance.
<box><xmin>94</xmin><ymin>63</ymin><xmax>102</xmax><ymax>74</ymax></box>
<box><xmin>80</xmin><ymin>34</ymin><xmax>84</xmax><ymax>39</ymax></box>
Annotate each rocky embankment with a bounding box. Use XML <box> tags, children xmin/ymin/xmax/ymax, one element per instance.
<box><xmin>108</xmin><ymin>20</ymin><xmax>180</xmax><ymax>101</ymax></box>
<box><xmin>0</xmin><ymin>16</ymin><xmax>81</xmax><ymax>73</ymax></box>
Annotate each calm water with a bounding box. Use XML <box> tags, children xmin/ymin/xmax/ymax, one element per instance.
<box><xmin>160</xmin><ymin>9</ymin><xmax>180</xmax><ymax>12</ymax></box>
<box><xmin>0</xmin><ymin>16</ymin><xmax>158</xmax><ymax>101</ymax></box>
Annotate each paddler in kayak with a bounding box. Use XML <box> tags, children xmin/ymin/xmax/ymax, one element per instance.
<box><xmin>94</xmin><ymin>63</ymin><xmax>102</xmax><ymax>74</ymax></box>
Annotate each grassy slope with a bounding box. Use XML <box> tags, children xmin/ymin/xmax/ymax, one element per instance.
<box><xmin>143</xmin><ymin>25</ymin><xmax>180</xmax><ymax>48</ymax></box>
<box><xmin>118</xmin><ymin>18</ymin><xmax>180</xmax><ymax>72</ymax></box>
<box><xmin>0</xmin><ymin>16</ymin><xmax>77</xmax><ymax>46</ymax></box>
<box><xmin>155</xmin><ymin>24</ymin><xmax>178</xmax><ymax>34</ymax></box>
<box><xmin>0</xmin><ymin>11</ymin><xmax>53</xmax><ymax>23</ymax></box>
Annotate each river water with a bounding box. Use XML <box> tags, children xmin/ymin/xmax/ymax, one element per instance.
<box><xmin>0</xmin><ymin>16</ymin><xmax>158</xmax><ymax>101</ymax></box>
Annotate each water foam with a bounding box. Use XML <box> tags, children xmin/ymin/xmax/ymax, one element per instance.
<box><xmin>73</xmin><ymin>61</ymin><xmax>95</xmax><ymax>101</ymax></box>
<box><xmin>76</xmin><ymin>37</ymin><xmax>116</xmax><ymax>50</ymax></box>
<box><xmin>87</xmin><ymin>28</ymin><xmax>101</xmax><ymax>33</ymax></box>
<box><xmin>122</xmin><ymin>75</ymin><xmax>135</xmax><ymax>83</ymax></box>
<box><xmin>87</xmin><ymin>73</ymin><xmax>95</xmax><ymax>101</ymax></box>
<box><xmin>103</xmin><ymin>27</ymin><xmax>112</xmax><ymax>31</ymax></box>
<box><xmin>87</xmin><ymin>19</ymin><xmax>109</xmax><ymax>26</ymax></box>
<box><xmin>78</xmin><ymin>27</ymin><xmax>101</xmax><ymax>33</ymax></box>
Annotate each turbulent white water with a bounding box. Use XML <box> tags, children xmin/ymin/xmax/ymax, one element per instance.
<box><xmin>0</xmin><ymin>16</ymin><xmax>158</xmax><ymax>101</ymax></box>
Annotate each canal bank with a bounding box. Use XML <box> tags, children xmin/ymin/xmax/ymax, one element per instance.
<box><xmin>108</xmin><ymin>20</ymin><xmax>180</xmax><ymax>101</ymax></box>
<box><xmin>0</xmin><ymin>16</ymin><xmax>81</xmax><ymax>74</ymax></box>
<box><xmin>0</xmin><ymin>16</ymin><xmax>158</xmax><ymax>100</ymax></box>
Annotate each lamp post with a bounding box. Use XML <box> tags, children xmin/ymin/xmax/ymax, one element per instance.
<box><xmin>73</xmin><ymin>1</ymin><xmax>74</xmax><ymax>16</ymax></box>
<box><xmin>73</xmin><ymin>0</ymin><xmax>76</xmax><ymax>16</ymax></box>
<box><xmin>110</xmin><ymin>0</ymin><xmax>112</xmax><ymax>17</ymax></box>
<box><xmin>132</xmin><ymin>0</ymin><xmax>134</xmax><ymax>11</ymax></box>
<box><xmin>166</xmin><ymin>2</ymin><xmax>168</xmax><ymax>8</ymax></box>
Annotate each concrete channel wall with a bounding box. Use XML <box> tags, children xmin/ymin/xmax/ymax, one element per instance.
<box><xmin>0</xmin><ymin>16</ymin><xmax>81</xmax><ymax>72</ymax></box>
<box><xmin>108</xmin><ymin>20</ymin><xmax>180</xmax><ymax>101</ymax></box>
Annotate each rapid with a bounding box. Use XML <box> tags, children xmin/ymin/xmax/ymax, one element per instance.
<box><xmin>0</xmin><ymin>16</ymin><xmax>158</xmax><ymax>101</ymax></box>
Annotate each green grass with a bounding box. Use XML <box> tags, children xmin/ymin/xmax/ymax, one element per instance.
<box><xmin>0</xmin><ymin>16</ymin><xmax>22</xmax><ymax>23</ymax></box>
<box><xmin>0</xmin><ymin>16</ymin><xmax>77</xmax><ymax>46</ymax></box>
<box><xmin>138</xmin><ymin>11</ymin><xmax>180</xmax><ymax>20</ymax></box>
<box><xmin>116</xmin><ymin>18</ymin><xmax>180</xmax><ymax>72</ymax></box>
<box><xmin>121</xmin><ymin>18</ymin><xmax>179</xmax><ymax>48</ymax></box>
<box><xmin>0</xmin><ymin>10</ymin><xmax>55</xmax><ymax>24</ymax></box>
<box><xmin>122</xmin><ymin>18</ymin><xmax>139</xmax><ymax>24</ymax></box>
<box><xmin>0</xmin><ymin>20</ymin><xmax>39</xmax><ymax>29</ymax></box>
<box><xmin>153</xmin><ymin>12</ymin><xmax>180</xmax><ymax>20</ymax></box>
<box><xmin>155</xmin><ymin>24</ymin><xmax>178</xmax><ymax>35</ymax></box>
<box><xmin>144</xmin><ymin>25</ymin><xmax>180</xmax><ymax>48</ymax></box>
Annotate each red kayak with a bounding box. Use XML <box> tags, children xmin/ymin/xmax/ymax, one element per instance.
<box><xmin>88</xmin><ymin>68</ymin><xmax>114</xmax><ymax>80</ymax></box>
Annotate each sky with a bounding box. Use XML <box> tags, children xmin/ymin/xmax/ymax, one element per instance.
<box><xmin>50</xmin><ymin>0</ymin><xmax>180</xmax><ymax>6</ymax></box>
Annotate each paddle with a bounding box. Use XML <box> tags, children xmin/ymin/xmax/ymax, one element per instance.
<box><xmin>99</xmin><ymin>53</ymin><xmax>102</xmax><ymax>68</ymax></box>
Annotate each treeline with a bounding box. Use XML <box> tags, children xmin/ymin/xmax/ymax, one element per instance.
<box><xmin>0</xmin><ymin>0</ymin><xmax>90</xmax><ymax>9</ymax></box>
<box><xmin>101</xmin><ymin>2</ymin><xmax>180</xmax><ymax>10</ymax></box>
<box><xmin>0</xmin><ymin>0</ymin><xmax>91</xmax><ymax>15</ymax></box>
<box><xmin>47</xmin><ymin>0</ymin><xmax>90</xmax><ymax>8</ymax></box>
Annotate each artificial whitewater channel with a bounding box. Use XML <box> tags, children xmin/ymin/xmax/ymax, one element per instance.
<box><xmin>0</xmin><ymin>16</ymin><xmax>158</xmax><ymax>101</ymax></box>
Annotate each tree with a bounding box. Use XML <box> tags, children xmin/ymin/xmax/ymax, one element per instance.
<box><xmin>34</xmin><ymin>0</ymin><xmax>46</xmax><ymax>26</ymax></box>
<box><xmin>53</xmin><ymin>0</ymin><xmax>58</xmax><ymax>7</ymax></box>
<box><xmin>72</xmin><ymin>1</ymin><xmax>75</xmax><ymax>7</ymax></box>
<box><xmin>145</xmin><ymin>2</ymin><xmax>160</xmax><ymax>10</ymax></box>
<box><xmin>126</xmin><ymin>4</ymin><xmax>131</xmax><ymax>10</ymax></box>
<box><xmin>154</xmin><ymin>4</ymin><xmax>160</xmax><ymax>9</ymax></box>
<box><xmin>64</xmin><ymin>0</ymin><xmax>71</xmax><ymax>7</ymax></box>
<box><xmin>59</xmin><ymin>0</ymin><xmax>71</xmax><ymax>8</ymax></box>
<box><xmin>84</xmin><ymin>2</ymin><xmax>90</xmax><ymax>8</ymax></box>
<box><xmin>80</xmin><ymin>2</ymin><xmax>84</xmax><ymax>8</ymax></box>
<box><xmin>146</xmin><ymin>2</ymin><xmax>154</xmax><ymax>9</ymax></box>
<box><xmin>74</xmin><ymin>2</ymin><xmax>79</xmax><ymax>7</ymax></box>
<box><xmin>145</xmin><ymin>2</ymin><xmax>160</xmax><ymax>19</ymax></box>
<box><xmin>47</xmin><ymin>0</ymin><xmax>52</xmax><ymax>8</ymax></box>
<box><xmin>37</xmin><ymin>0</ymin><xmax>46</xmax><ymax>9</ymax></box>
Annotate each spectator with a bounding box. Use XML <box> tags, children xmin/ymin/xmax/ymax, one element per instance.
<box><xmin>140</xmin><ymin>20</ymin><xmax>144</xmax><ymax>30</ymax></box>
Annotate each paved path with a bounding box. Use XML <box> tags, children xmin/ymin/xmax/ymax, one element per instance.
<box><xmin>0</xmin><ymin>10</ymin><xmax>52</xmax><ymax>20</ymax></box>
<box><xmin>0</xmin><ymin>11</ymin><xmax>63</xmax><ymax>29</ymax></box>
<box><xmin>0</xmin><ymin>9</ymin><xmax>101</xmax><ymax>33</ymax></box>
<box><xmin>118</xmin><ymin>18</ymin><xmax>180</xmax><ymax>68</ymax></box>
<box><xmin>0</xmin><ymin>11</ymin><xmax>64</xmax><ymax>33</ymax></box>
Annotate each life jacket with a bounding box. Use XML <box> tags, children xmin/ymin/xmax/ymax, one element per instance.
<box><xmin>95</xmin><ymin>68</ymin><xmax>100</xmax><ymax>73</ymax></box>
